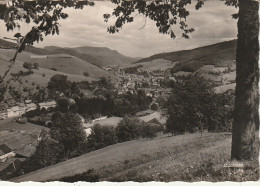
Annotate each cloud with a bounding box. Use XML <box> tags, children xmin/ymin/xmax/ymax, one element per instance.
<box><xmin>0</xmin><ymin>1</ymin><xmax>237</xmax><ymax>57</ymax></box>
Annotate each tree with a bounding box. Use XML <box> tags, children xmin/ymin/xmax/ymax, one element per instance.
<box><xmin>23</xmin><ymin>62</ymin><xmax>32</xmax><ymax>71</ymax></box>
<box><xmin>116</xmin><ymin>116</ymin><xmax>143</xmax><ymax>142</ymax></box>
<box><xmin>47</xmin><ymin>74</ymin><xmax>71</xmax><ymax>97</ymax></box>
<box><xmin>33</xmin><ymin>63</ymin><xmax>39</xmax><ymax>69</ymax></box>
<box><xmin>231</xmin><ymin>0</ymin><xmax>259</xmax><ymax>160</ymax></box>
<box><xmin>56</xmin><ymin>97</ymin><xmax>71</xmax><ymax>113</ymax></box>
<box><xmin>50</xmin><ymin>112</ymin><xmax>87</xmax><ymax>159</ymax></box>
<box><xmin>87</xmin><ymin>124</ymin><xmax>117</xmax><ymax>150</ymax></box>
<box><xmin>105</xmin><ymin>0</ymin><xmax>259</xmax><ymax>160</ymax></box>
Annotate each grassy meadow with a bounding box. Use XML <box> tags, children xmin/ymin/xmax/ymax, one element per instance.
<box><xmin>11</xmin><ymin>131</ymin><xmax>259</xmax><ymax>182</ymax></box>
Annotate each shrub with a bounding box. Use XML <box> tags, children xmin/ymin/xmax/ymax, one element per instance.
<box><xmin>140</xmin><ymin>123</ymin><xmax>161</xmax><ymax>139</ymax></box>
<box><xmin>87</xmin><ymin>124</ymin><xmax>117</xmax><ymax>150</ymax></box>
<box><xmin>60</xmin><ymin>169</ymin><xmax>101</xmax><ymax>182</ymax></box>
<box><xmin>33</xmin><ymin>63</ymin><xmax>39</xmax><ymax>69</ymax></box>
<box><xmin>51</xmin><ymin>67</ymin><xmax>57</xmax><ymax>71</ymax></box>
<box><xmin>151</xmin><ymin>103</ymin><xmax>159</xmax><ymax>111</ymax></box>
<box><xmin>115</xmin><ymin>116</ymin><xmax>143</xmax><ymax>142</ymax></box>
<box><xmin>83</xmin><ymin>72</ymin><xmax>89</xmax><ymax>77</ymax></box>
<box><xmin>23</xmin><ymin>62</ymin><xmax>32</xmax><ymax>70</ymax></box>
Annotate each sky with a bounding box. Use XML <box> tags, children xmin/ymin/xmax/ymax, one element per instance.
<box><xmin>0</xmin><ymin>1</ymin><xmax>238</xmax><ymax>58</ymax></box>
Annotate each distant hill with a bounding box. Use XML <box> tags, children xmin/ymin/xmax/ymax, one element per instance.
<box><xmin>0</xmin><ymin>38</ymin><xmax>136</xmax><ymax>67</ymax></box>
<box><xmin>44</xmin><ymin>46</ymin><xmax>136</xmax><ymax>67</ymax></box>
<box><xmin>136</xmin><ymin>40</ymin><xmax>237</xmax><ymax>73</ymax></box>
<box><xmin>0</xmin><ymin>39</ymin><xmax>50</xmax><ymax>55</ymax></box>
<box><xmin>0</xmin><ymin>49</ymin><xmax>116</xmax><ymax>80</ymax></box>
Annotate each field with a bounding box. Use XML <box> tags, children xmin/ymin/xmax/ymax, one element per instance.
<box><xmin>85</xmin><ymin>116</ymin><xmax>122</xmax><ymax>128</ymax></box>
<box><xmin>10</xmin><ymin>131</ymin><xmax>259</xmax><ymax>182</ymax></box>
<box><xmin>125</xmin><ymin>59</ymin><xmax>176</xmax><ymax>72</ymax></box>
<box><xmin>0</xmin><ymin>118</ymin><xmax>47</xmax><ymax>133</ymax></box>
<box><xmin>136</xmin><ymin>40</ymin><xmax>237</xmax><ymax>73</ymax></box>
<box><xmin>0</xmin><ymin>49</ymin><xmax>116</xmax><ymax>80</ymax></box>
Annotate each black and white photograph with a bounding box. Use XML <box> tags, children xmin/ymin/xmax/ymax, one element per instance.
<box><xmin>0</xmin><ymin>0</ymin><xmax>259</xmax><ymax>184</ymax></box>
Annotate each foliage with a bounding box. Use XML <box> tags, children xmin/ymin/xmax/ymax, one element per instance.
<box><xmin>83</xmin><ymin>72</ymin><xmax>89</xmax><ymax>77</ymax></box>
<box><xmin>116</xmin><ymin>116</ymin><xmax>143</xmax><ymax>142</ymax></box>
<box><xmin>165</xmin><ymin>75</ymin><xmax>234</xmax><ymax>135</ymax></box>
<box><xmin>104</xmin><ymin>0</ymin><xmax>203</xmax><ymax>39</ymax></box>
<box><xmin>60</xmin><ymin>169</ymin><xmax>101</xmax><ymax>182</ymax></box>
<box><xmin>75</xmin><ymin>89</ymin><xmax>152</xmax><ymax>117</ymax></box>
<box><xmin>87</xmin><ymin>124</ymin><xmax>117</xmax><ymax>150</ymax></box>
<box><xmin>140</xmin><ymin>123</ymin><xmax>162</xmax><ymax>139</ymax></box>
<box><xmin>47</xmin><ymin>74</ymin><xmax>80</xmax><ymax>99</ymax></box>
<box><xmin>48</xmin><ymin>74</ymin><xmax>70</xmax><ymax>94</ymax></box>
<box><xmin>56</xmin><ymin>97</ymin><xmax>71</xmax><ymax>113</ymax></box>
<box><xmin>50</xmin><ymin>112</ymin><xmax>87</xmax><ymax>159</ymax></box>
<box><xmin>0</xmin><ymin>0</ymin><xmax>94</xmax><ymax>53</ymax></box>
<box><xmin>31</xmin><ymin>130</ymin><xmax>63</xmax><ymax>167</ymax></box>
<box><xmin>124</xmin><ymin>65</ymin><xmax>143</xmax><ymax>74</ymax></box>
<box><xmin>23</xmin><ymin>62</ymin><xmax>33</xmax><ymax>70</ymax></box>
<box><xmin>151</xmin><ymin>103</ymin><xmax>159</xmax><ymax>111</ymax></box>
<box><xmin>33</xmin><ymin>63</ymin><xmax>39</xmax><ymax>69</ymax></box>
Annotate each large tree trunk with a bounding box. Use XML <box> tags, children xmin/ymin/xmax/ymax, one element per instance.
<box><xmin>231</xmin><ymin>0</ymin><xmax>259</xmax><ymax>160</ymax></box>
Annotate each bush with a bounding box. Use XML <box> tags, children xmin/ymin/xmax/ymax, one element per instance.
<box><xmin>151</xmin><ymin>103</ymin><xmax>159</xmax><ymax>111</ymax></box>
<box><xmin>115</xmin><ymin>116</ymin><xmax>143</xmax><ymax>142</ymax></box>
<box><xmin>83</xmin><ymin>72</ymin><xmax>89</xmax><ymax>77</ymax></box>
<box><xmin>33</xmin><ymin>63</ymin><xmax>39</xmax><ymax>69</ymax></box>
<box><xmin>87</xmin><ymin>124</ymin><xmax>117</xmax><ymax>150</ymax></box>
<box><xmin>23</xmin><ymin>62</ymin><xmax>32</xmax><ymax>70</ymax></box>
<box><xmin>60</xmin><ymin>169</ymin><xmax>101</xmax><ymax>182</ymax></box>
<box><xmin>165</xmin><ymin>75</ymin><xmax>234</xmax><ymax>135</ymax></box>
<box><xmin>140</xmin><ymin>123</ymin><xmax>162</xmax><ymax>139</ymax></box>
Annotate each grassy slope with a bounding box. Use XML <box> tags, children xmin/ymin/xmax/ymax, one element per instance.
<box><xmin>124</xmin><ymin>59</ymin><xmax>176</xmax><ymax>72</ymax></box>
<box><xmin>136</xmin><ymin>40</ymin><xmax>237</xmax><ymax>72</ymax></box>
<box><xmin>11</xmin><ymin>132</ymin><xmax>258</xmax><ymax>182</ymax></box>
<box><xmin>44</xmin><ymin>46</ymin><xmax>136</xmax><ymax>67</ymax></box>
<box><xmin>0</xmin><ymin>52</ymin><xmax>97</xmax><ymax>101</ymax></box>
<box><xmin>0</xmin><ymin>49</ymin><xmax>116</xmax><ymax>80</ymax></box>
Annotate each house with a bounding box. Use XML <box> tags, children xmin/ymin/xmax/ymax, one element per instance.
<box><xmin>84</xmin><ymin>128</ymin><xmax>92</xmax><ymax>137</ymax></box>
<box><xmin>25</xmin><ymin>100</ymin><xmax>32</xmax><ymax>104</ymax></box>
<box><xmin>26</xmin><ymin>103</ymin><xmax>37</xmax><ymax>112</ymax></box>
<box><xmin>39</xmin><ymin>100</ymin><xmax>56</xmax><ymax>110</ymax></box>
<box><xmin>7</xmin><ymin>106</ymin><xmax>25</xmax><ymax>118</ymax></box>
<box><xmin>147</xmin><ymin>118</ymin><xmax>162</xmax><ymax>126</ymax></box>
<box><xmin>0</xmin><ymin>144</ymin><xmax>15</xmax><ymax>163</ymax></box>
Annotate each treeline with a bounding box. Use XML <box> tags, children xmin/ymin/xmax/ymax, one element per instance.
<box><xmin>70</xmin><ymin>90</ymin><xmax>152</xmax><ymax>118</ymax></box>
<box><xmin>87</xmin><ymin>116</ymin><xmax>163</xmax><ymax>151</ymax></box>
<box><xmin>3</xmin><ymin>113</ymin><xmax>162</xmax><ymax>180</ymax></box>
<box><xmin>47</xmin><ymin>74</ymin><xmax>153</xmax><ymax>117</ymax></box>
<box><xmin>165</xmin><ymin>75</ymin><xmax>234</xmax><ymax>135</ymax></box>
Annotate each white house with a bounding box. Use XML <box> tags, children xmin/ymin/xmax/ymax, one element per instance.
<box><xmin>39</xmin><ymin>100</ymin><xmax>56</xmax><ymax>110</ymax></box>
<box><xmin>26</xmin><ymin>103</ymin><xmax>37</xmax><ymax>112</ymax></box>
<box><xmin>84</xmin><ymin>128</ymin><xmax>92</xmax><ymax>137</ymax></box>
<box><xmin>25</xmin><ymin>100</ymin><xmax>32</xmax><ymax>104</ymax></box>
<box><xmin>7</xmin><ymin>106</ymin><xmax>25</xmax><ymax>118</ymax></box>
